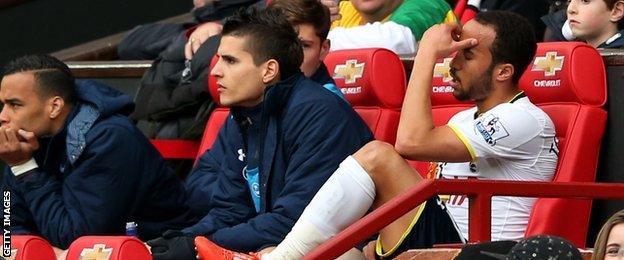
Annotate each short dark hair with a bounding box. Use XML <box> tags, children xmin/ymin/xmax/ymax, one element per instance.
<box><xmin>2</xmin><ymin>54</ymin><xmax>77</xmax><ymax>104</ymax></box>
<box><xmin>222</xmin><ymin>8</ymin><xmax>304</xmax><ymax>80</ymax></box>
<box><xmin>269</xmin><ymin>0</ymin><xmax>331</xmax><ymax>41</ymax></box>
<box><xmin>603</xmin><ymin>0</ymin><xmax>624</xmax><ymax>29</ymax></box>
<box><xmin>475</xmin><ymin>11</ymin><xmax>537</xmax><ymax>84</ymax></box>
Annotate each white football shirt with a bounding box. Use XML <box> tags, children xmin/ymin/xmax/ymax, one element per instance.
<box><xmin>438</xmin><ymin>96</ymin><xmax>558</xmax><ymax>241</ymax></box>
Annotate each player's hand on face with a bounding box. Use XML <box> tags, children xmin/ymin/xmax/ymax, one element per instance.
<box><xmin>418</xmin><ymin>23</ymin><xmax>478</xmax><ymax>59</ymax></box>
<box><xmin>0</xmin><ymin>126</ymin><xmax>38</xmax><ymax>166</ymax></box>
<box><xmin>185</xmin><ymin>22</ymin><xmax>223</xmax><ymax>60</ymax></box>
<box><xmin>320</xmin><ymin>0</ymin><xmax>342</xmax><ymax>22</ymax></box>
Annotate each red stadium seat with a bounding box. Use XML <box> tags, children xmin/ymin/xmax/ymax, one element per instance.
<box><xmin>66</xmin><ymin>236</ymin><xmax>151</xmax><ymax>260</ymax></box>
<box><xmin>408</xmin><ymin>42</ymin><xmax>606</xmax><ymax>246</ymax></box>
<box><xmin>199</xmin><ymin>48</ymin><xmax>407</xmax><ymax>161</ymax></box>
<box><xmin>452</xmin><ymin>0</ymin><xmax>478</xmax><ymax>24</ymax></box>
<box><xmin>520</xmin><ymin>42</ymin><xmax>607</xmax><ymax>247</ymax></box>
<box><xmin>453</xmin><ymin>0</ymin><xmax>467</xmax><ymax>19</ymax></box>
<box><xmin>199</xmin><ymin>48</ymin><xmax>408</xmax><ymax>160</ymax></box>
<box><xmin>150</xmin><ymin>140</ymin><xmax>200</xmax><ymax>160</ymax></box>
<box><xmin>409</xmin><ymin>55</ymin><xmax>474</xmax><ymax>176</ymax></box>
<box><xmin>196</xmin><ymin>108</ymin><xmax>229</xmax><ymax>160</ymax></box>
<box><xmin>460</xmin><ymin>6</ymin><xmax>478</xmax><ymax>24</ymax></box>
<box><xmin>9</xmin><ymin>235</ymin><xmax>55</xmax><ymax>260</ymax></box>
<box><xmin>152</xmin><ymin>55</ymin><xmax>222</xmax><ymax>162</ymax></box>
<box><xmin>194</xmin><ymin>55</ymin><xmax>230</xmax><ymax>160</ymax></box>
<box><xmin>324</xmin><ymin>48</ymin><xmax>406</xmax><ymax>144</ymax></box>
<box><xmin>195</xmin><ymin>56</ymin><xmax>230</xmax><ymax>159</ymax></box>
<box><xmin>164</xmin><ymin>48</ymin><xmax>408</xmax><ymax>164</ymax></box>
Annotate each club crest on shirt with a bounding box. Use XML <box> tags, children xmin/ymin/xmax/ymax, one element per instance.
<box><xmin>475</xmin><ymin>114</ymin><xmax>509</xmax><ymax>146</ymax></box>
<box><xmin>252</xmin><ymin>183</ymin><xmax>260</xmax><ymax>197</ymax></box>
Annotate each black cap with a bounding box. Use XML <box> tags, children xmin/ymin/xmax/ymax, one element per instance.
<box><xmin>455</xmin><ymin>235</ymin><xmax>582</xmax><ymax>260</ymax></box>
<box><xmin>505</xmin><ymin>235</ymin><xmax>582</xmax><ymax>260</ymax></box>
<box><xmin>455</xmin><ymin>240</ymin><xmax>517</xmax><ymax>260</ymax></box>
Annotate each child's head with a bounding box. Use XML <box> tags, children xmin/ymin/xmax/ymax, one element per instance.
<box><xmin>567</xmin><ymin>0</ymin><xmax>624</xmax><ymax>47</ymax></box>
<box><xmin>269</xmin><ymin>0</ymin><xmax>331</xmax><ymax>77</ymax></box>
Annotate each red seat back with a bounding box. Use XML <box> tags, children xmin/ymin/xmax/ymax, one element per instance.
<box><xmin>460</xmin><ymin>5</ymin><xmax>477</xmax><ymax>24</ymax></box>
<box><xmin>66</xmin><ymin>236</ymin><xmax>151</xmax><ymax>260</ymax></box>
<box><xmin>520</xmin><ymin>42</ymin><xmax>607</xmax><ymax>247</ymax></box>
<box><xmin>196</xmin><ymin>107</ymin><xmax>230</xmax><ymax>161</ymax></box>
<box><xmin>207</xmin><ymin>55</ymin><xmax>221</xmax><ymax>107</ymax></box>
<box><xmin>409</xmin><ymin>56</ymin><xmax>474</xmax><ymax>176</ymax></box>
<box><xmin>453</xmin><ymin>0</ymin><xmax>477</xmax><ymax>24</ymax></box>
<box><xmin>454</xmin><ymin>0</ymin><xmax>467</xmax><ymax>19</ymax></box>
<box><xmin>150</xmin><ymin>56</ymin><xmax>221</xmax><ymax>160</ymax></box>
<box><xmin>407</xmin><ymin>42</ymin><xmax>606</xmax><ymax>246</ymax></box>
<box><xmin>200</xmin><ymin>49</ymin><xmax>407</xmax><ymax>159</ymax></box>
<box><xmin>195</xmin><ymin>56</ymin><xmax>230</xmax><ymax>161</ymax></box>
<box><xmin>9</xmin><ymin>235</ymin><xmax>55</xmax><ymax>260</ymax></box>
<box><xmin>324</xmin><ymin>48</ymin><xmax>406</xmax><ymax>144</ymax></box>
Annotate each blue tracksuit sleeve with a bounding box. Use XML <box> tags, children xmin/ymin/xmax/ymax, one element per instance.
<box><xmin>13</xmin><ymin>126</ymin><xmax>153</xmax><ymax>248</ymax></box>
<box><xmin>188</xmin><ymin>100</ymin><xmax>370</xmax><ymax>251</ymax></box>
<box><xmin>183</xmin><ymin>117</ymin><xmax>255</xmax><ymax>234</ymax></box>
<box><xmin>185</xmin><ymin>128</ymin><xmax>226</xmax><ymax>216</ymax></box>
<box><xmin>1</xmin><ymin>172</ymin><xmax>33</xmax><ymax>235</ymax></box>
<box><xmin>185</xmin><ymin>118</ymin><xmax>255</xmax><ymax>221</ymax></box>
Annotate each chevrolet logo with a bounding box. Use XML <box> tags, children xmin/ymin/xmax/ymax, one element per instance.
<box><xmin>79</xmin><ymin>244</ymin><xmax>113</xmax><ymax>260</ymax></box>
<box><xmin>532</xmin><ymin>51</ymin><xmax>564</xmax><ymax>77</ymax></box>
<box><xmin>433</xmin><ymin>58</ymin><xmax>453</xmax><ymax>82</ymax></box>
<box><xmin>333</xmin><ymin>60</ymin><xmax>364</xmax><ymax>84</ymax></box>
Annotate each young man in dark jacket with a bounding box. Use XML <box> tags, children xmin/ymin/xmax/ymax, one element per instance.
<box><xmin>147</xmin><ymin>7</ymin><xmax>373</xmax><ymax>259</ymax></box>
<box><xmin>0</xmin><ymin>55</ymin><xmax>194</xmax><ymax>249</ymax></box>
<box><xmin>183</xmin><ymin>0</ymin><xmax>344</xmax><ymax>218</ymax></box>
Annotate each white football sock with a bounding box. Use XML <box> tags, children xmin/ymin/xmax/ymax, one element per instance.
<box><xmin>263</xmin><ymin>156</ymin><xmax>376</xmax><ymax>260</ymax></box>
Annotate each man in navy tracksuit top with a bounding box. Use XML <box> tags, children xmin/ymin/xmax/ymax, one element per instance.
<box><xmin>0</xmin><ymin>55</ymin><xmax>194</xmax><ymax>249</ymax></box>
<box><xmin>147</xmin><ymin>7</ymin><xmax>373</xmax><ymax>259</ymax></box>
<box><xmin>183</xmin><ymin>0</ymin><xmax>348</xmax><ymax>225</ymax></box>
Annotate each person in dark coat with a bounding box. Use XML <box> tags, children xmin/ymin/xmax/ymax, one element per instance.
<box><xmin>146</xmin><ymin>7</ymin><xmax>373</xmax><ymax>260</ymax></box>
<box><xmin>0</xmin><ymin>54</ymin><xmax>194</xmax><ymax>249</ymax></box>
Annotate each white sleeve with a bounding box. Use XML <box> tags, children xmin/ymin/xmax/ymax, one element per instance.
<box><xmin>447</xmin><ymin>105</ymin><xmax>542</xmax><ymax>160</ymax></box>
<box><xmin>327</xmin><ymin>21</ymin><xmax>417</xmax><ymax>57</ymax></box>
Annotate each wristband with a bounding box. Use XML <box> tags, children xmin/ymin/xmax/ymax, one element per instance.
<box><xmin>10</xmin><ymin>158</ymin><xmax>38</xmax><ymax>177</ymax></box>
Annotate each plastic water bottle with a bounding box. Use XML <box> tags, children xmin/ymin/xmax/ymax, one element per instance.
<box><xmin>125</xmin><ymin>222</ymin><xmax>138</xmax><ymax>237</ymax></box>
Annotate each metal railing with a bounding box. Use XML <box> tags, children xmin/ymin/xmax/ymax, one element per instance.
<box><xmin>304</xmin><ymin>179</ymin><xmax>624</xmax><ymax>259</ymax></box>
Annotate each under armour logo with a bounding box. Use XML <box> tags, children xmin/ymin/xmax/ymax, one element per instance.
<box><xmin>238</xmin><ymin>149</ymin><xmax>245</xmax><ymax>161</ymax></box>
